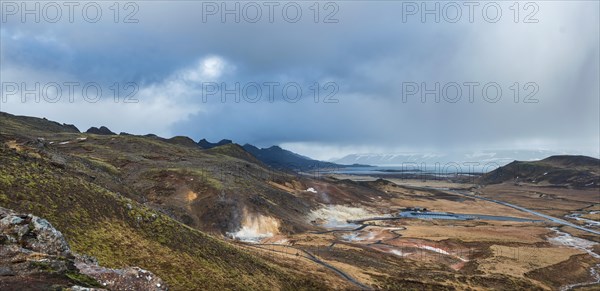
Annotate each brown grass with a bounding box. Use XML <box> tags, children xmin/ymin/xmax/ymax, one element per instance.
<box><xmin>399</xmin><ymin>223</ymin><xmax>552</xmax><ymax>243</ymax></box>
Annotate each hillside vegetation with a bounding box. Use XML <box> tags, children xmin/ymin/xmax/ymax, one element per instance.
<box><xmin>0</xmin><ymin>113</ymin><xmax>332</xmax><ymax>290</ymax></box>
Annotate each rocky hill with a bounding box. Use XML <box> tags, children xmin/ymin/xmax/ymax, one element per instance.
<box><xmin>0</xmin><ymin>112</ymin><xmax>80</xmax><ymax>135</ymax></box>
<box><xmin>479</xmin><ymin>155</ymin><xmax>600</xmax><ymax>188</ymax></box>
<box><xmin>0</xmin><ymin>112</ymin><xmax>347</xmax><ymax>290</ymax></box>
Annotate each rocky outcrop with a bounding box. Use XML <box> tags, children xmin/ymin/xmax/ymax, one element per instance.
<box><xmin>76</xmin><ymin>261</ymin><xmax>166</xmax><ymax>290</ymax></box>
<box><xmin>166</xmin><ymin>136</ymin><xmax>199</xmax><ymax>148</ymax></box>
<box><xmin>0</xmin><ymin>207</ymin><xmax>167</xmax><ymax>290</ymax></box>
<box><xmin>86</xmin><ymin>126</ymin><xmax>116</xmax><ymax>135</ymax></box>
<box><xmin>62</xmin><ymin>124</ymin><xmax>80</xmax><ymax>133</ymax></box>
<box><xmin>197</xmin><ymin>138</ymin><xmax>233</xmax><ymax>149</ymax></box>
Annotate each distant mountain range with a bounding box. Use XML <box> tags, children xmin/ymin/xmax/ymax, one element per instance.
<box><xmin>332</xmin><ymin>150</ymin><xmax>569</xmax><ymax>167</ymax></box>
<box><xmin>196</xmin><ymin>138</ymin><xmax>363</xmax><ymax>171</ymax></box>
<box><xmin>242</xmin><ymin>144</ymin><xmax>362</xmax><ymax>171</ymax></box>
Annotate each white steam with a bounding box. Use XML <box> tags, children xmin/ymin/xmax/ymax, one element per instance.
<box><xmin>308</xmin><ymin>205</ymin><xmax>375</xmax><ymax>229</ymax></box>
<box><xmin>228</xmin><ymin>208</ymin><xmax>280</xmax><ymax>243</ymax></box>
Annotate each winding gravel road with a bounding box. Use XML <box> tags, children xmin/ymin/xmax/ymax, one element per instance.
<box><xmin>246</xmin><ymin>243</ymin><xmax>372</xmax><ymax>290</ymax></box>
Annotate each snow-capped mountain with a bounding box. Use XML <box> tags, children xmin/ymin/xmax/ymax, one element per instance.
<box><xmin>332</xmin><ymin>150</ymin><xmax>565</xmax><ymax>167</ymax></box>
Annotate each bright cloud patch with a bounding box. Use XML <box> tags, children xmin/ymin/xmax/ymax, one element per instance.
<box><xmin>181</xmin><ymin>56</ymin><xmax>230</xmax><ymax>82</ymax></box>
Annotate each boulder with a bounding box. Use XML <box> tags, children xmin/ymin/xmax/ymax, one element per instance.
<box><xmin>0</xmin><ymin>207</ymin><xmax>167</xmax><ymax>291</ymax></box>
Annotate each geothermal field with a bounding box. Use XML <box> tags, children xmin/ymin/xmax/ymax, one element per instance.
<box><xmin>229</xmin><ymin>176</ymin><xmax>600</xmax><ymax>290</ymax></box>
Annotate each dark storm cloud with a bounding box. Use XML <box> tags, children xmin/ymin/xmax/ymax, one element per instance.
<box><xmin>1</xmin><ymin>1</ymin><xmax>598</xmax><ymax>158</ymax></box>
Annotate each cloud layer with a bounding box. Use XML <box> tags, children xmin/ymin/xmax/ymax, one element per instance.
<box><xmin>1</xmin><ymin>1</ymin><xmax>598</xmax><ymax>158</ymax></box>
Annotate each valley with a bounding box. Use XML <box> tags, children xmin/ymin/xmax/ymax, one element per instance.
<box><xmin>233</xmin><ymin>177</ymin><xmax>600</xmax><ymax>290</ymax></box>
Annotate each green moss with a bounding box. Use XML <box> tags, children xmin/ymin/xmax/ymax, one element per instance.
<box><xmin>65</xmin><ymin>271</ymin><xmax>103</xmax><ymax>287</ymax></box>
<box><xmin>81</xmin><ymin>156</ymin><xmax>120</xmax><ymax>175</ymax></box>
<box><xmin>30</xmin><ymin>261</ymin><xmax>55</xmax><ymax>272</ymax></box>
<box><xmin>204</xmin><ymin>176</ymin><xmax>223</xmax><ymax>190</ymax></box>
<box><xmin>0</xmin><ymin>173</ymin><xmax>15</xmax><ymax>187</ymax></box>
<box><xmin>144</xmin><ymin>168</ymin><xmax>224</xmax><ymax>190</ymax></box>
<box><xmin>0</xmin><ymin>193</ymin><xmax>8</xmax><ymax>204</ymax></box>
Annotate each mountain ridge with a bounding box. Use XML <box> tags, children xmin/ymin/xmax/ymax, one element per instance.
<box><xmin>242</xmin><ymin>143</ymin><xmax>364</xmax><ymax>171</ymax></box>
<box><xmin>0</xmin><ymin>111</ymin><xmax>350</xmax><ymax>290</ymax></box>
<box><xmin>478</xmin><ymin>155</ymin><xmax>599</xmax><ymax>188</ymax></box>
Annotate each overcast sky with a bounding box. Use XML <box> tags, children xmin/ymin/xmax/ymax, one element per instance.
<box><xmin>1</xmin><ymin>1</ymin><xmax>598</xmax><ymax>160</ymax></box>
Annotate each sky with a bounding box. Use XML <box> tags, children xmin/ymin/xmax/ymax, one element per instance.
<box><xmin>1</xmin><ymin>1</ymin><xmax>599</xmax><ymax>160</ymax></box>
